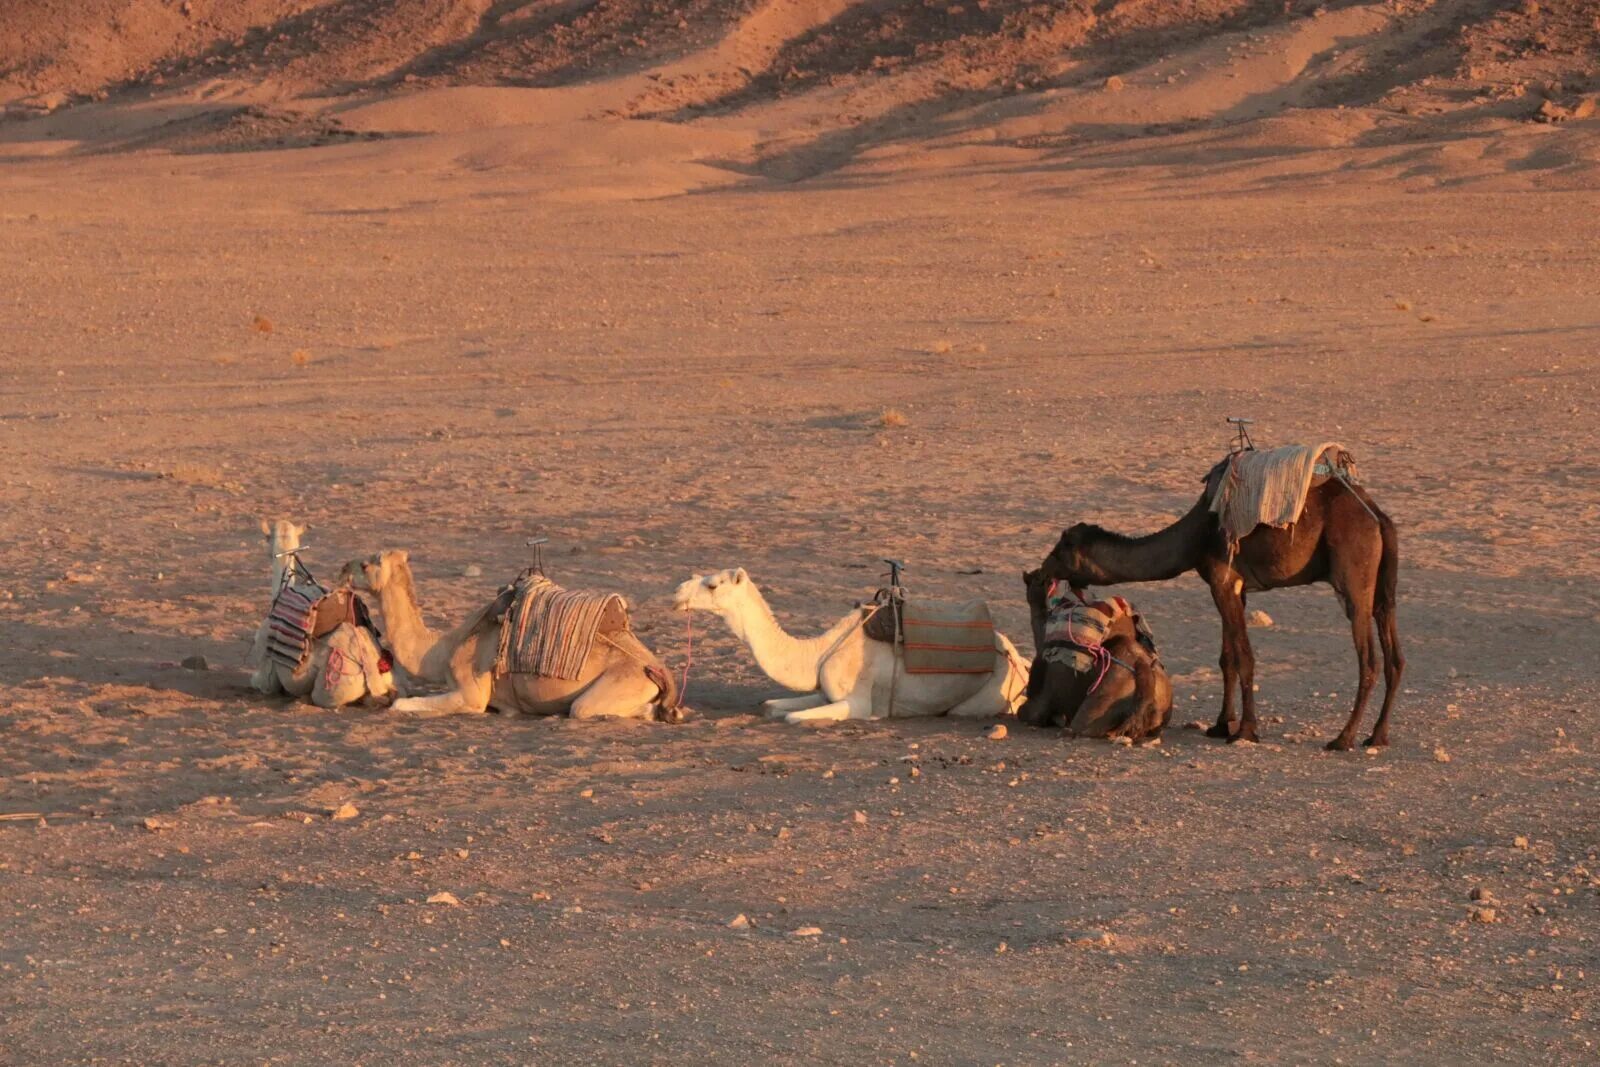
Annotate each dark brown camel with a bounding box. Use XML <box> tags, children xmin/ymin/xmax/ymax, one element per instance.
<box><xmin>1018</xmin><ymin>569</ymin><xmax>1172</xmax><ymax>741</ymax></box>
<box><xmin>1037</xmin><ymin>462</ymin><xmax>1403</xmax><ymax>750</ymax></box>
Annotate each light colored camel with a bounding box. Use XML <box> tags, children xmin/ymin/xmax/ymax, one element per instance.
<box><xmin>672</xmin><ymin>568</ymin><xmax>1029</xmax><ymax>724</ymax></box>
<box><xmin>248</xmin><ymin>520</ymin><xmax>396</xmax><ymax>708</ymax></box>
<box><xmin>342</xmin><ymin>550</ymin><xmax>681</xmax><ymax>721</ymax></box>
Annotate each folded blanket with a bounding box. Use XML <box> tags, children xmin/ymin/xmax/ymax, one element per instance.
<box><xmin>1209</xmin><ymin>441</ymin><xmax>1355</xmax><ymax>548</ymax></box>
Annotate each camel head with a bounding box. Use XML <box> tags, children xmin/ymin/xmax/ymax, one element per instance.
<box><xmin>1039</xmin><ymin>524</ymin><xmax>1113</xmax><ymax>597</ymax></box>
<box><xmin>672</xmin><ymin>568</ymin><xmax>751</xmax><ymax>616</ymax></box>
<box><xmin>261</xmin><ymin>518</ymin><xmax>307</xmax><ymax>557</ymax></box>
<box><xmin>342</xmin><ymin>549</ymin><xmax>409</xmax><ymax>593</ymax></box>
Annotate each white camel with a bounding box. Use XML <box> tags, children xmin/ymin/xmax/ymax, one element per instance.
<box><xmin>248</xmin><ymin>519</ymin><xmax>396</xmax><ymax>708</ymax></box>
<box><xmin>673</xmin><ymin>568</ymin><xmax>1029</xmax><ymax>724</ymax></box>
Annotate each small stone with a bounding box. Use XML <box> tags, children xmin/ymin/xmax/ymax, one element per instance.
<box><xmin>181</xmin><ymin>655</ymin><xmax>209</xmax><ymax>671</ymax></box>
<box><xmin>1470</xmin><ymin>886</ymin><xmax>1494</xmax><ymax>902</ymax></box>
<box><xmin>463</xmin><ymin>564</ymin><xmax>483</xmax><ymax>577</ymax></box>
<box><xmin>1247</xmin><ymin>610</ymin><xmax>1273</xmax><ymax>627</ymax></box>
<box><xmin>1470</xmin><ymin>906</ymin><xmax>1498</xmax><ymax>924</ymax></box>
<box><xmin>1104</xmin><ymin>75</ymin><xmax>1125</xmax><ymax>92</ymax></box>
<box><xmin>790</xmin><ymin>926</ymin><xmax>823</xmax><ymax>937</ymax></box>
<box><xmin>142</xmin><ymin>817</ymin><xmax>172</xmax><ymax>832</ymax></box>
<box><xmin>426</xmin><ymin>891</ymin><xmax>461</xmax><ymax>906</ymax></box>
<box><xmin>985</xmin><ymin>723</ymin><xmax>1007</xmax><ymax>741</ymax></box>
<box><xmin>330</xmin><ymin>802</ymin><xmax>359</xmax><ymax>821</ymax></box>
<box><xmin>852</xmin><ymin>810</ymin><xmax>867</xmax><ymax>825</ymax></box>
<box><xmin>1434</xmin><ymin>747</ymin><xmax>1451</xmax><ymax>763</ymax></box>
<box><xmin>727</xmin><ymin>914</ymin><xmax>750</xmax><ymax>930</ymax></box>
<box><xmin>1514</xmin><ymin>836</ymin><xmax>1530</xmax><ymax>850</ymax></box>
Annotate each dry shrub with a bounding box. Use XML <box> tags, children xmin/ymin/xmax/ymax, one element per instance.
<box><xmin>878</xmin><ymin>408</ymin><xmax>909</xmax><ymax>428</ymax></box>
<box><xmin>252</xmin><ymin>314</ymin><xmax>274</xmax><ymax>334</ymax></box>
<box><xmin>1394</xmin><ymin>300</ymin><xmax>1412</xmax><ymax>311</ymax></box>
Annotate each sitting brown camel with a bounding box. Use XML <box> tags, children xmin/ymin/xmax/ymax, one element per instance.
<box><xmin>1038</xmin><ymin>456</ymin><xmax>1403</xmax><ymax>750</ymax></box>
<box><xmin>1018</xmin><ymin>570</ymin><xmax>1171</xmax><ymax>740</ymax></box>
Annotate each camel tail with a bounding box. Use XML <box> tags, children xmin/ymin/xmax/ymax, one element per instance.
<box><xmin>652</xmin><ymin>658</ymin><xmax>679</xmax><ymax>710</ymax></box>
<box><xmin>1373</xmin><ymin>502</ymin><xmax>1400</xmax><ymax>625</ymax></box>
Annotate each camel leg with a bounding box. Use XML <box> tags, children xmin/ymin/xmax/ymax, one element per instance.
<box><xmin>783</xmin><ymin>699</ymin><xmax>857</xmax><ymax>724</ymax></box>
<box><xmin>569</xmin><ymin>666</ymin><xmax>658</xmax><ymax>721</ymax></box>
<box><xmin>762</xmin><ymin>693</ymin><xmax>828</xmax><ymax>717</ymax></box>
<box><xmin>1365</xmin><ymin>604</ymin><xmax>1404</xmax><ymax>748</ymax></box>
<box><xmin>249</xmin><ymin>664</ymin><xmax>282</xmax><ymax>695</ymax></box>
<box><xmin>248</xmin><ymin>625</ymin><xmax>282</xmax><ymax>694</ymax></box>
<box><xmin>947</xmin><ymin>677</ymin><xmax>1012</xmax><ymax>718</ymax></box>
<box><xmin>1204</xmin><ymin>575</ymin><xmax>1253</xmax><ymax>741</ymax></box>
<box><xmin>1364</xmin><ymin>531</ymin><xmax>1405</xmax><ymax>748</ymax></box>
<box><xmin>392</xmin><ymin>667</ymin><xmax>492</xmax><ymax>717</ymax></box>
<box><xmin>1327</xmin><ymin>603</ymin><xmax>1378</xmax><ymax>752</ymax></box>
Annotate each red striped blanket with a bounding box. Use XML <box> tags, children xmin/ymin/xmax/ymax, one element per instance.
<box><xmin>864</xmin><ymin>598</ymin><xmax>997</xmax><ymax>675</ymax></box>
<box><xmin>265</xmin><ymin>583</ymin><xmax>322</xmax><ymax>669</ymax></box>
<box><xmin>495</xmin><ymin>575</ymin><xmax>629</xmax><ymax>680</ymax></box>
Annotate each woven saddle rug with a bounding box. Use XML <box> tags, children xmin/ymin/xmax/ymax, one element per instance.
<box><xmin>1208</xmin><ymin>441</ymin><xmax>1358</xmax><ymax>548</ymax></box>
<box><xmin>862</xmin><ymin>597</ymin><xmax>996</xmax><ymax>675</ymax></box>
<box><xmin>494</xmin><ymin>573</ymin><xmax>630</xmax><ymax>680</ymax></box>
<box><xmin>1040</xmin><ymin>592</ymin><xmax>1135</xmax><ymax>671</ymax></box>
<box><xmin>265</xmin><ymin>582</ymin><xmax>376</xmax><ymax>670</ymax></box>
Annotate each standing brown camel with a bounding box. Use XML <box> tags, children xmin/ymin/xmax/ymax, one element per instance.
<box><xmin>1037</xmin><ymin>459</ymin><xmax>1403</xmax><ymax>750</ymax></box>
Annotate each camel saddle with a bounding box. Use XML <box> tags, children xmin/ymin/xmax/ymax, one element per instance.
<box><xmin>862</xmin><ymin>597</ymin><xmax>996</xmax><ymax>675</ymax></box>
<box><xmin>1040</xmin><ymin>591</ymin><xmax>1156</xmax><ymax>672</ymax></box>
<box><xmin>265</xmin><ymin>582</ymin><xmax>386</xmax><ymax>670</ymax></box>
<box><xmin>1207</xmin><ymin>441</ymin><xmax>1358</xmax><ymax>548</ymax></box>
<box><xmin>493</xmin><ymin>570</ymin><xmax>630</xmax><ymax>680</ymax></box>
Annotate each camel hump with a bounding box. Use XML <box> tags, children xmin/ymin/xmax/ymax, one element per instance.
<box><xmin>863</xmin><ymin>597</ymin><xmax>996</xmax><ymax>676</ymax></box>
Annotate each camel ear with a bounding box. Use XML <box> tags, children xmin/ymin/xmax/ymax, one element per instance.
<box><xmin>395</xmin><ymin>549</ymin><xmax>410</xmax><ymax>563</ymax></box>
<box><xmin>260</xmin><ymin>518</ymin><xmax>272</xmax><ymax>536</ymax></box>
<box><xmin>733</xmin><ymin>568</ymin><xmax>748</xmax><ymax>584</ymax></box>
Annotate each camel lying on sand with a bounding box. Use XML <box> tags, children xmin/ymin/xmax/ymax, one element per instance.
<box><xmin>342</xmin><ymin>550</ymin><xmax>681</xmax><ymax>721</ymax></box>
<box><xmin>672</xmin><ymin>568</ymin><xmax>1029</xmax><ymax>723</ymax></box>
<box><xmin>248</xmin><ymin>520</ymin><xmax>396</xmax><ymax>708</ymax></box>
<box><xmin>1018</xmin><ymin>569</ymin><xmax>1171</xmax><ymax>741</ymax></box>
<box><xmin>1038</xmin><ymin>448</ymin><xmax>1403</xmax><ymax>749</ymax></box>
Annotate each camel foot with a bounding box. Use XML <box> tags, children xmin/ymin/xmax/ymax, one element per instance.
<box><xmin>1204</xmin><ymin>721</ymin><xmax>1234</xmax><ymax>740</ymax></box>
<box><xmin>657</xmin><ymin>704</ymin><xmax>692</xmax><ymax>725</ymax></box>
<box><xmin>1325</xmin><ymin>735</ymin><xmax>1356</xmax><ymax>752</ymax></box>
<box><xmin>1361</xmin><ymin>731</ymin><xmax>1388</xmax><ymax>748</ymax></box>
<box><xmin>1227</xmin><ymin>727</ymin><xmax>1258</xmax><ymax>745</ymax></box>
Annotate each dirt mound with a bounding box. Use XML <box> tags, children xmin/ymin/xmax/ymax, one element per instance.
<box><xmin>2</xmin><ymin>0</ymin><xmax>1597</xmax><ymax>174</ymax></box>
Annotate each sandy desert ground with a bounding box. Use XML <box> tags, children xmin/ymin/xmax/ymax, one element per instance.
<box><xmin>3</xmin><ymin>1</ymin><xmax>1600</xmax><ymax>1063</ymax></box>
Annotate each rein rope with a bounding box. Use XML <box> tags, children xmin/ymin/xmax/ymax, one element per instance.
<box><xmin>680</xmin><ymin>612</ymin><xmax>693</xmax><ymax>705</ymax></box>
<box><xmin>1049</xmin><ymin>579</ymin><xmax>1134</xmax><ymax>693</ymax></box>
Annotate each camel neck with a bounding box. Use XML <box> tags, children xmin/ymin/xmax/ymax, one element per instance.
<box><xmin>375</xmin><ymin>564</ymin><xmax>440</xmax><ymax>678</ymax></box>
<box><xmin>722</xmin><ymin>585</ymin><xmax>861</xmax><ymax>693</ymax></box>
<box><xmin>1089</xmin><ymin>497</ymin><xmax>1211</xmax><ymax>584</ymax></box>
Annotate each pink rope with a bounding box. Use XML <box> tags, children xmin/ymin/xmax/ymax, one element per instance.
<box><xmin>679</xmin><ymin>612</ymin><xmax>693</xmax><ymax>705</ymax></box>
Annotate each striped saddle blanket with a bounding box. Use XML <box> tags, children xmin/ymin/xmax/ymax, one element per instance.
<box><xmin>494</xmin><ymin>573</ymin><xmax>629</xmax><ymax>680</ymax></box>
<box><xmin>1208</xmin><ymin>441</ymin><xmax>1358</xmax><ymax>548</ymax></box>
<box><xmin>1041</xmin><ymin>591</ymin><xmax>1134</xmax><ymax>671</ymax></box>
<box><xmin>265</xmin><ymin>582</ymin><xmax>376</xmax><ymax>669</ymax></box>
<box><xmin>862</xmin><ymin>597</ymin><xmax>996</xmax><ymax>675</ymax></box>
